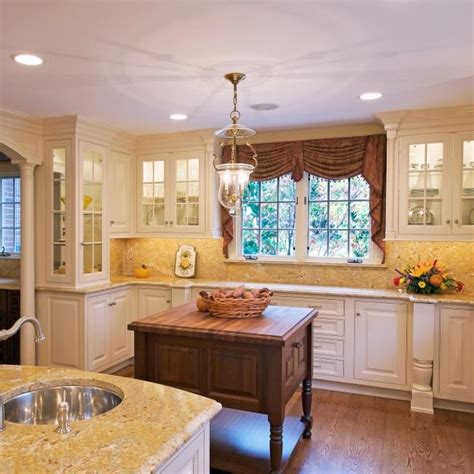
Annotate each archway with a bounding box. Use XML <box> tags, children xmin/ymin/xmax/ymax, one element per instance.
<box><xmin>0</xmin><ymin>142</ymin><xmax>37</xmax><ymax>365</ymax></box>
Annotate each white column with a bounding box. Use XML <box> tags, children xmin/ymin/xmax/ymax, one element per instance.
<box><xmin>411</xmin><ymin>302</ymin><xmax>436</xmax><ymax>414</ymax></box>
<box><xmin>384</xmin><ymin>128</ymin><xmax>398</xmax><ymax>239</ymax></box>
<box><xmin>19</xmin><ymin>162</ymin><xmax>37</xmax><ymax>365</ymax></box>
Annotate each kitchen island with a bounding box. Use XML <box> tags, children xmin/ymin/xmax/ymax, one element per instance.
<box><xmin>129</xmin><ymin>302</ymin><xmax>318</xmax><ymax>473</ymax></box>
<box><xmin>0</xmin><ymin>365</ymin><xmax>221</xmax><ymax>472</ymax></box>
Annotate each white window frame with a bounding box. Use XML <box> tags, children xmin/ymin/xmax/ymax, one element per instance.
<box><xmin>0</xmin><ymin>174</ymin><xmax>21</xmax><ymax>256</ymax></box>
<box><xmin>229</xmin><ymin>172</ymin><xmax>383</xmax><ymax>265</ymax></box>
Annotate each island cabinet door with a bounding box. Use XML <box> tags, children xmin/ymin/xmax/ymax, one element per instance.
<box><xmin>354</xmin><ymin>300</ymin><xmax>408</xmax><ymax>386</ymax></box>
<box><xmin>137</xmin><ymin>288</ymin><xmax>172</xmax><ymax>318</ymax></box>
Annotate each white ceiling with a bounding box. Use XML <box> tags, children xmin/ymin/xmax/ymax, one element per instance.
<box><xmin>0</xmin><ymin>0</ymin><xmax>473</xmax><ymax>134</ymax></box>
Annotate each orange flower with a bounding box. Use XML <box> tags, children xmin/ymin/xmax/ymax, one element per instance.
<box><xmin>429</xmin><ymin>274</ymin><xmax>443</xmax><ymax>287</ymax></box>
<box><xmin>392</xmin><ymin>276</ymin><xmax>401</xmax><ymax>286</ymax></box>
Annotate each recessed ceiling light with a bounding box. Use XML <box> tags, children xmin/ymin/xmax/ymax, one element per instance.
<box><xmin>11</xmin><ymin>53</ymin><xmax>44</xmax><ymax>66</ymax></box>
<box><xmin>359</xmin><ymin>92</ymin><xmax>382</xmax><ymax>101</ymax></box>
<box><xmin>169</xmin><ymin>113</ymin><xmax>187</xmax><ymax>121</ymax></box>
<box><xmin>250</xmin><ymin>103</ymin><xmax>279</xmax><ymax>111</ymax></box>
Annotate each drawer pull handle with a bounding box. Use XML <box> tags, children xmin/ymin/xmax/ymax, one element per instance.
<box><xmin>315</xmin><ymin>364</ymin><xmax>322</xmax><ymax>369</ymax></box>
<box><xmin>308</xmin><ymin>305</ymin><xmax>322</xmax><ymax>309</ymax></box>
<box><xmin>292</xmin><ymin>341</ymin><xmax>303</xmax><ymax>349</ymax></box>
<box><xmin>356</xmin><ymin>312</ymin><xmax>361</xmax><ymax>317</ymax></box>
<box><xmin>314</xmin><ymin>324</ymin><xmax>323</xmax><ymax>328</ymax></box>
<box><xmin>166</xmin><ymin>299</ymin><xmax>171</xmax><ymax>303</ymax></box>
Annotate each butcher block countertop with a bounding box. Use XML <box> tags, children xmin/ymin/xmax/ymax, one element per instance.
<box><xmin>129</xmin><ymin>302</ymin><xmax>318</xmax><ymax>346</ymax></box>
<box><xmin>0</xmin><ymin>365</ymin><xmax>221</xmax><ymax>473</ymax></box>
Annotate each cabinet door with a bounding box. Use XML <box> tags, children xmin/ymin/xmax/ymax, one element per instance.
<box><xmin>109</xmin><ymin>289</ymin><xmax>132</xmax><ymax>363</ymax></box>
<box><xmin>354</xmin><ymin>300</ymin><xmax>407</xmax><ymax>386</ymax></box>
<box><xmin>86</xmin><ymin>293</ymin><xmax>110</xmax><ymax>371</ymax></box>
<box><xmin>108</xmin><ymin>150</ymin><xmax>131</xmax><ymax>234</ymax></box>
<box><xmin>137</xmin><ymin>155</ymin><xmax>169</xmax><ymax>232</ymax></box>
<box><xmin>453</xmin><ymin>132</ymin><xmax>474</xmax><ymax>235</ymax></box>
<box><xmin>439</xmin><ymin>307</ymin><xmax>474</xmax><ymax>402</ymax></box>
<box><xmin>137</xmin><ymin>288</ymin><xmax>171</xmax><ymax>317</ymax></box>
<box><xmin>399</xmin><ymin>134</ymin><xmax>452</xmax><ymax>235</ymax></box>
<box><xmin>79</xmin><ymin>141</ymin><xmax>108</xmax><ymax>282</ymax></box>
<box><xmin>169</xmin><ymin>153</ymin><xmax>205</xmax><ymax>233</ymax></box>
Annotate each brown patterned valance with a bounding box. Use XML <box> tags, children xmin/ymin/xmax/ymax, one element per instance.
<box><xmin>221</xmin><ymin>134</ymin><xmax>386</xmax><ymax>260</ymax></box>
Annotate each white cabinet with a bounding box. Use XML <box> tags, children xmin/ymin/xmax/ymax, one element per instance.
<box><xmin>37</xmin><ymin>288</ymin><xmax>133</xmax><ymax>372</ymax></box>
<box><xmin>87</xmin><ymin>288</ymin><xmax>133</xmax><ymax>371</ymax></box>
<box><xmin>354</xmin><ymin>300</ymin><xmax>407</xmax><ymax>386</ymax></box>
<box><xmin>137</xmin><ymin>152</ymin><xmax>206</xmax><ymax>235</ymax></box>
<box><xmin>438</xmin><ymin>306</ymin><xmax>474</xmax><ymax>402</ymax></box>
<box><xmin>138</xmin><ymin>287</ymin><xmax>172</xmax><ymax>317</ymax></box>
<box><xmin>108</xmin><ymin>150</ymin><xmax>132</xmax><ymax>234</ymax></box>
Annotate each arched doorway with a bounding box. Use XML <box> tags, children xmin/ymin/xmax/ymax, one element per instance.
<box><xmin>0</xmin><ymin>142</ymin><xmax>37</xmax><ymax>365</ymax></box>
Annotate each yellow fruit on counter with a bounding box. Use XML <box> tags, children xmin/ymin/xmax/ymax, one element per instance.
<box><xmin>196</xmin><ymin>296</ymin><xmax>208</xmax><ymax>312</ymax></box>
<box><xmin>134</xmin><ymin>265</ymin><xmax>150</xmax><ymax>278</ymax></box>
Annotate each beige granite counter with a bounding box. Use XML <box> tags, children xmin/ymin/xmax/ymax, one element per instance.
<box><xmin>35</xmin><ymin>276</ymin><xmax>474</xmax><ymax>306</ymax></box>
<box><xmin>0</xmin><ymin>277</ymin><xmax>20</xmax><ymax>290</ymax></box>
<box><xmin>0</xmin><ymin>365</ymin><xmax>221</xmax><ymax>473</ymax></box>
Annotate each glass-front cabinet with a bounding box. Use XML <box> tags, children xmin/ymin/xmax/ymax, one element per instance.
<box><xmin>79</xmin><ymin>141</ymin><xmax>107</xmax><ymax>281</ymax></box>
<box><xmin>137</xmin><ymin>152</ymin><xmax>204</xmax><ymax>233</ymax></box>
<box><xmin>399</xmin><ymin>133</ymin><xmax>474</xmax><ymax>237</ymax></box>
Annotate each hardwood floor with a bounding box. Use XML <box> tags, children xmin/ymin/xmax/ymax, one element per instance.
<box><xmin>113</xmin><ymin>365</ymin><xmax>474</xmax><ymax>473</ymax></box>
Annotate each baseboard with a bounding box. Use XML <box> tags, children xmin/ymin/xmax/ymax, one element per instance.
<box><xmin>313</xmin><ymin>379</ymin><xmax>412</xmax><ymax>401</ymax></box>
<box><xmin>434</xmin><ymin>398</ymin><xmax>474</xmax><ymax>414</ymax></box>
<box><xmin>101</xmin><ymin>357</ymin><xmax>134</xmax><ymax>375</ymax></box>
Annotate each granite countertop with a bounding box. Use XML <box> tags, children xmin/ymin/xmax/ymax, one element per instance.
<box><xmin>34</xmin><ymin>276</ymin><xmax>474</xmax><ymax>306</ymax></box>
<box><xmin>0</xmin><ymin>365</ymin><xmax>221</xmax><ymax>472</ymax></box>
<box><xmin>0</xmin><ymin>277</ymin><xmax>20</xmax><ymax>290</ymax></box>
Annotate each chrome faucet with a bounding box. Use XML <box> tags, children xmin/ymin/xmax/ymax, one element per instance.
<box><xmin>0</xmin><ymin>317</ymin><xmax>46</xmax><ymax>431</ymax></box>
<box><xmin>0</xmin><ymin>316</ymin><xmax>45</xmax><ymax>343</ymax></box>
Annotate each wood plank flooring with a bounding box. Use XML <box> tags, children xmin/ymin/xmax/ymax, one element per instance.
<box><xmin>113</xmin><ymin>365</ymin><xmax>474</xmax><ymax>473</ymax></box>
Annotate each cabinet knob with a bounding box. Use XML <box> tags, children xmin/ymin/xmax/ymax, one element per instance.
<box><xmin>356</xmin><ymin>312</ymin><xmax>361</xmax><ymax>317</ymax></box>
<box><xmin>169</xmin><ymin>221</ymin><xmax>173</xmax><ymax>225</ymax></box>
<box><xmin>446</xmin><ymin>219</ymin><xmax>451</xmax><ymax>224</ymax></box>
<box><xmin>164</xmin><ymin>221</ymin><xmax>169</xmax><ymax>225</ymax></box>
<box><xmin>166</xmin><ymin>299</ymin><xmax>171</xmax><ymax>303</ymax></box>
<box><xmin>454</xmin><ymin>219</ymin><xmax>459</xmax><ymax>224</ymax></box>
<box><xmin>110</xmin><ymin>220</ymin><xmax>115</xmax><ymax>224</ymax></box>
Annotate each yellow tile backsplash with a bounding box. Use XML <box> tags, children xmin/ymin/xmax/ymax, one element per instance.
<box><xmin>110</xmin><ymin>238</ymin><xmax>474</xmax><ymax>292</ymax></box>
<box><xmin>0</xmin><ymin>258</ymin><xmax>20</xmax><ymax>279</ymax></box>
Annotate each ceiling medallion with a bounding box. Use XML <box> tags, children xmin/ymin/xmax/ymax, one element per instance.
<box><xmin>213</xmin><ymin>72</ymin><xmax>257</xmax><ymax>216</ymax></box>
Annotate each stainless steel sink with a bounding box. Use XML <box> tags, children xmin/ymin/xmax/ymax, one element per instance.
<box><xmin>4</xmin><ymin>383</ymin><xmax>123</xmax><ymax>425</ymax></box>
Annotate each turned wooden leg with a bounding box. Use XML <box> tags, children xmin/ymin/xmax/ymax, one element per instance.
<box><xmin>300</xmin><ymin>378</ymin><xmax>313</xmax><ymax>439</ymax></box>
<box><xmin>269</xmin><ymin>423</ymin><xmax>283</xmax><ymax>473</ymax></box>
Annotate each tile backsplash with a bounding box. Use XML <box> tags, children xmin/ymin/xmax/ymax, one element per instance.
<box><xmin>110</xmin><ymin>238</ymin><xmax>474</xmax><ymax>292</ymax></box>
<box><xmin>0</xmin><ymin>258</ymin><xmax>20</xmax><ymax>279</ymax></box>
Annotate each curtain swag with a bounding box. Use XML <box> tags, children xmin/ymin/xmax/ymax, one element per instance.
<box><xmin>221</xmin><ymin>134</ymin><xmax>387</xmax><ymax>261</ymax></box>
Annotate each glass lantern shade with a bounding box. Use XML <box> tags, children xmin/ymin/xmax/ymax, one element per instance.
<box><xmin>215</xmin><ymin>162</ymin><xmax>254</xmax><ymax>215</ymax></box>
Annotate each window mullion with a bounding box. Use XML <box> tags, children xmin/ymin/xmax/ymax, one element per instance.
<box><xmin>295</xmin><ymin>173</ymin><xmax>307</xmax><ymax>260</ymax></box>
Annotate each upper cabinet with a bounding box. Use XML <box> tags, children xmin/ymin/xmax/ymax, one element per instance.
<box><xmin>137</xmin><ymin>151</ymin><xmax>206</xmax><ymax>234</ymax></box>
<box><xmin>377</xmin><ymin>106</ymin><xmax>474</xmax><ymax>241</ymax></box>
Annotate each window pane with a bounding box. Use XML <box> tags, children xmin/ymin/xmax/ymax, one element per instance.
<box><xmin>177</xmin><ymin>204</ymin><xmax>186</xmax><ymax>225</ymax></box>
<box><xmin>329</xmin><ymin>179</ymin><xmax>348</xmax><ymax>200</ymax></box>
<box><xmin>308</xmin><ymin>230</ymin><xmax>327</xmax><ymax>257</ymax></box>
<box><xmin>188</xmin><ymin>182</ymin><xmax>199</xmax><ymax>203</ymax></box>
<box><xmin>261</xmin><ymin>179</ymin><xmax>277</xmax><ymax>202</ymax></box>
<box><xmin>329</xmin><ymin>202</ymin><xmax>348</xmax><ymax>228</ymax></box>
<box><xmin>261</xmin><ymin>203</ymin><xmax>277</xmax><ymax>229</ymax></box>
<box><xmin>279</xmin><ymin>203</ymin><xmax>295</xmax><ymax>229</ymax></box>
<box><xmin>154</xmin><ymin>161</ymin><xmax>164</xmax><ymax>182</ymax></box>
<box><xmin>1</xmin><ymin>179</ymin><xmax>14</xmax><ymax>202</ymax></box>
<box><xmin>143</xmin><ymin>162</ymin><xmax>153</xmax><ymax>182</ymax></box>
<box><xmin>278</xmin><ymin>230</ymin><xmax>295</xmax><ymax>256</ymax></box>
<box><xmin>242</xmin><ymin>230</ymin><xmax>259</xmax><ymax>255</ymax></box>
<box><xmin>188</xmin><ymin>204</ymin><xmax>199</xmax><ymax>226</ymax></box>
<box><xmin>242</xmin><ymin>202</ymin><xmax>259</xmax><ymax>229</ymax></box>
<box><xmin>2</xmin><ymin>204</ymin><xmax>14</xmax><ymax>227</ymax></box>
<box><xmin>176</xmin><ymin>160</ymin><xmax>187</xmax><ymax>181</ymax></box>
<box><xmin>309</xmin><ymin>202</ymin><xmax>327</xmax><ymax>229</ymax></box>
<box><xmin>278</xmin><ymin>175</ymin><xmax>296</xmax><ymax>201</ymax></box>
<box><xmin>350</xmin><ymin>202</ymin><xmax>370</xmax><ymax>229</ymax></box>
<box><xmin>188</xmin><ymin>159</ymin><xmax>199</xmax><ymax>181</ymax></box>
<box><xmin>309</xmin><ymin>176</ymin><xmax>327</xmax><ymax>201</ymax></box>
<box><xmin>143</xmin><ymin>184</ymin><xmax>154</xmax><ymax>202</ymax></box>
<box><xmin>328</xmin><ymin>230</ymin><xmax>348</xmax><ymax>257</ymax></box>
<box><xmin>154</xmin><ymin>183</ymin><xmax>165</xmax><ymax>203</ymax></box>
<box><xmin>261</xmin><ymin>230</ymin><xmax>277</xmax><ymax>255</ymax></box>
<box><xmin>176</xmin><ymin>182</ymin><xmax>187</xmax><ymax>203</ymax></box>
<box><xmin>243</xmin><ymin>181</ymin><xmax>259</xmax><ymax>202</ymax></box>
<box><xmin>350</xmin><ymin>175</ymin><xmax>369</xmax><ymax>200</ymax></box>
<box><xmin>350</xmin><ymin>230</ymin><xmax>370</xmax><ymax>258</ymax></box>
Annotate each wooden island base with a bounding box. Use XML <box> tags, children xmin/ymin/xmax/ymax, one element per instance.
<box><xmin>129</xmin><ymin>303</ymin><xmax>317</xmax><ymax>473</ymax></box>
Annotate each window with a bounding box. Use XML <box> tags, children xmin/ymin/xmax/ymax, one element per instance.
<box><xmin>0</xmin><ymin>176</ymin><xmax>21</xmax><ymax>254</ymax></box>
<box><xmin>239</xmin><ymin>173</ymin><xmax>373</xmax><ymax>262</ymax></box>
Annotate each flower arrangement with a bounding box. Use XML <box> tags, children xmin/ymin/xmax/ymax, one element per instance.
<box><xmin>393</xmin><ymin>260</ymin><xmax>464</xmax><ymax>295</ymax></box>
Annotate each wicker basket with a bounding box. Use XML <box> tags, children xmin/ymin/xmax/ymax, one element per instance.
<box><xmin>200</xmin><ymin>291</ymin><xmax>273</xmax><ymax>319</ymax></box>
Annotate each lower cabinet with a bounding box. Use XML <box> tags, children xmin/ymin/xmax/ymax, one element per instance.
<box><xmin>37</xmin><ymin>287</ymin><xmax>133</xmax><ymax>372</ymax></box>
<box><xmin>155</xmin><ymin>423</ymin><xmax>210</xmax><ymax>474</ymax></box>
<box><xmin>138</xmin><ymin>287</ymin><xmax>172</xmax><ymax>317</ymax></box>
<box><xmin>354</xmin><ymin>300</ymin><xmax>408</xmax><ymax>386</ymax></box>
<box><xmin>438</xmin><ymin>306</ymin><xmax>474</xmax><ymax>402</ymax></box>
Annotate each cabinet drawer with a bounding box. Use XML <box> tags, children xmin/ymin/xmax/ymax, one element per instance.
<box><xmin>313</xmin><ymin>358</ymin><xmax>344</xmax><ymax>378</ymax></box>
<box><xmin>314</xmin><ymin>338</ymin><xmax>344</xmax><ymax>358</ymax></box>
<box><xmin>313</xmin><ymin>318</ymin><xmax>345</xmax><ymax>337</ymax></box>
<box><xmin>272</xmin><ymin>294</ymin><xmax>344</xmax><ymax>318</ymax></box>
